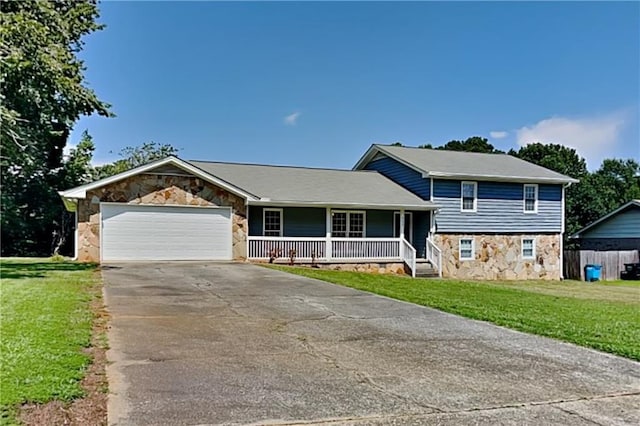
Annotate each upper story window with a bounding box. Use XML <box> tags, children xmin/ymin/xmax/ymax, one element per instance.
<box><xmin>524</xmin><ymin>184</ymin><xmax>538</xmax><ymax>213</ymax></box>
<box><xmin>263</xmin><ymin>208</ymin><xmax>283</xmax><ymax>237</ymax></box>
<box><xmin>459</xmin><ymin>238</ymin><xmax>474</xmax><ymax>260</ymax></box>
<box><xmin>461</xmin><ymin>181</ymin><xmax>477</xmax><ymax>212</ymax></box>
<box><xmin>332</xmin><ymin>211</ymin><xmax>365</xmax><ymax>238</ymax></box>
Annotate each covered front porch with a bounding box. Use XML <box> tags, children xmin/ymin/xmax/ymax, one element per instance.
<box><xmin>246</xmin><ymin>205</ymin><xmax>441</xmax><ymax>277</ymax></box>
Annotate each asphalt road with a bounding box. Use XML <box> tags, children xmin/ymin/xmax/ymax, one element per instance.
<box><xmin>103</xmin><ymin>262</ymin><xmax>639</xmax><ymax>425</ymax></box>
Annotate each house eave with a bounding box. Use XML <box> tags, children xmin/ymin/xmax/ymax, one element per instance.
<box><xmin>58</xmin><ymin>156</ymin><xmax>259</xmax><ymax>202</ymax></box>
<box><xmin>426</xmin><ymin>171</ymin><xmax>579</xmax><ymax>184</ymax></box>
<box><xmin>59</xmin><ymin>194</ymin><xmax>78</xmax><ymax>212</ymax></box>
<box><xmin>247</xmin><ymin>199</ymin><xmax>437</xmax><ymax>211</ymax></box>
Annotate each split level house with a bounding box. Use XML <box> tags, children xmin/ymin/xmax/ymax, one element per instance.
<box><xmin>59</xmin><ymin>144</ymin><xmax>577</xmax><ymax>279</ymax></box>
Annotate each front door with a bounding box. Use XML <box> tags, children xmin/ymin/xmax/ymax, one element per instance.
<box><xmin>393</xmin><ymin>212</ymin><xmax>413</xmax><ymax>244</ymax></box>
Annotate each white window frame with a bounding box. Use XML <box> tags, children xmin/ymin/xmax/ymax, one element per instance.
<box><xmin>263</xmin><ymin>208</ymin><xmax>283</xmax><ymax>237</ymax></box>
<box><xmin>522</xmin><ymin>237</ymin><xmax>536</xmax><ymax>259</ymax></box>
<box><xmin>523</xmin><ymin>184</ymin><xmax>538</xmax><ymax>214</ymax></box>
<box><xmin>331</xmin><ymin>210</ymin><xmax>366</xmax><ymax>238</ymax></box>
<box><xmin>459</xmin><ymin>237</ymin><xmax>475</xmax><ymax>260</ymax></box>
<box><xmin>461</xmin><ymin>181</ymin><xmax>477</xmax><ymax>212</ymax></box>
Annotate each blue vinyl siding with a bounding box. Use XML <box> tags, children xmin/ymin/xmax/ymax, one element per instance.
<box><xmin>366</xmin><ymin>210</ymin><xmax>394</xmax><ymax>237</ymax></box>
<box><xmin>284</xmin><ymin>208</ymin><xmax>326</xmax><ymax>237</ymax></box>
<box><xmin>433</xmin><ymin>180</ymin><xmax>563</xmax><ymax>233</ymax></box>
<box><xmin>581</xmin><ymin>207</ymin><xmax>640</xmax><ymax>238</ymax></box>
<box><xmin>249</xmin><ymin>206</ymin><xmax>325</xmax><ymax>237</ymax></box>
<box><xmin>364</xmin><ymin>156</ymin><xmax>431</xmax><ymax>200</ymax></box>
<box><xmin>249</xmin><ymin>207</ymin><xmax>403</xmax><ymax>238</ymax></box>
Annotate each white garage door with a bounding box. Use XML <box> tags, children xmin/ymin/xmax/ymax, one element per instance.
<box><xmin>101</xmin><ymin>204</ymin><xmax>232</xmax><ymax>261</ymax></box>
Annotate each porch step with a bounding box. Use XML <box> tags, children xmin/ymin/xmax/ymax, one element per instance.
<box><xmin>414</xmin><ymin>262</ymin><xmax>439</xmax><ymax>278</ymax></box>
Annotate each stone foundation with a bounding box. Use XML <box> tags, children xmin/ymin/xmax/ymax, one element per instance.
<box><xmin>262</xmin><ymin>260</ymin><xmax>408</xmax><ymax>275</ymax></box>
<box><xmin>432</xmin><ymin>233</ymin><xmax>561</xmax><ymax>280</ymax></box>
<box><xmin>76</xmin><ymin>174</ymin><xmax>247</xmax><ymax>262</ymax></box>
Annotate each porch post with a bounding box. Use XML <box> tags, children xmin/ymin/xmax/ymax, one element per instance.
<box><xmin>399</xmin><ymin>208</ymin><xmax>405</xmax><ymax>258</ymax></box>
<box><xmin>325</xmin><ymin>207</ymin><xmax>332</xmax><ymax>261</ymax></box>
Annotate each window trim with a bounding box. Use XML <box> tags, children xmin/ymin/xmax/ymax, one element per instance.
<box><xmin>459</xmin><ymin>237</ymin><xmax>475</xmax><ymax>261</ymax></box>
<box><xmin>263</xmin><ymin>208</ymin><xmax>283</xmax><ymax>237</ymax></box>
<box><xmin>331</xmin><ymin>210</ymin><xmax>367</xmax><ymax>238</ymax></box>
<box><xmin>460</xmin><ymin>181</ymin><xmax>478</xmax><ymax>212</ymax></box>
<box><xmin>522</xmin><ymin>237</ymin><xmax>536</xmax><ymax>259</ymax></box>
<box><xmin>523</xmin><ymin>184</ymin><xmax>538</xmax><ymax>214</ymax></box>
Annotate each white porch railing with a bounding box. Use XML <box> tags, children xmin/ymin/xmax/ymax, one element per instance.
<box><xmin>401</xmin><ymin>237</ymin><xmax>416</xmax><ymax>278</ymax></box>
<box><xmin>426</xmin><ymin>237</ymin><xmax>442</xmax><ymax>278</ymax></box>
<box><xmin>249</xmin><ymin>237</ymin><xmax>404</xmax><ymax>262</ymax></box>
<box><xmin>248</xmin><ymin>237</ymin><xmax>327</xmax><ymax>260</ymax></box>
<box><xmin>248</xmin><ymin>236</ymin><xmax>422</xmax><ymax>277</ymax></box>
<box><xmin>331</xmin><ymin>238</ymin><xmax>400</xmax><ymax>259</ymax></box>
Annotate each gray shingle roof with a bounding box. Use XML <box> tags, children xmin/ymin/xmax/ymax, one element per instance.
<box><xmin>359</xmin><ymin>145</ymin><xmax>578</xmax><ymax>183</ymax></box>
<box><xmin>188</xmin><ymin>160</ymin><xmax>434</xmax><ymax>209</ymax></box>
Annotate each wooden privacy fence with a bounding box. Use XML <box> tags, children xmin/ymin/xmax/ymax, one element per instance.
<box><xmin>564</xmin><ymin>250</ymin><xmax>639</xmax><ymax>281</ymax></box>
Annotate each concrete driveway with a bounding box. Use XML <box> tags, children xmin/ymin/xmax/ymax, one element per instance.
<box><xmin>103</xmin><ymin>262</ymin><xmax>639</xmax><ymax>425</ymax></box>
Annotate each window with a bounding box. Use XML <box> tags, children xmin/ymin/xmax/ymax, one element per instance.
<box><xmin>331</xmin><ymin>211</ymin><xmax>365</xmax><ymax>238</ymax></box>
<box><xmin>522</xmin><ymin>238</ymin><xmax>535</xmax><ymax>259</ymax></box>
<box><xmin>263</xmin><ymin>208</ymin><xmax>282</xmax><ymax>236</ymax></box>
<box><xmin>461</xmin><ymin>181</ymin><xmax>477</xmax><ymax>212</ymax></box>
<box><xmin>524</xmin><ymin>184</ymin><xmax>538</xmax><ymax>213</ymax></box>
<box><xmin>459</xmin><ymin>238</ymin><xmax>474</xmax><ymax>260</ymax></box>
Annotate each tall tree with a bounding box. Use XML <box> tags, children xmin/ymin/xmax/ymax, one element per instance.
<box><xmin>420</xmin><ymin>136</ymin><xmax>503</xmax><ymax>153</ymax></box>
<box><xmin>94</xmin><ymin>142</ymin><xmax>180</xmax><ymax>179</ymax></box>
<box><xmin>508</xmin><ymin>143</ymin><xmax>588</xmax><ymax>180</ymax></box>
<box><xmin>1</xmin><ymin>1</ymin><xmax>111</xmax><ymax>256</ymax></box>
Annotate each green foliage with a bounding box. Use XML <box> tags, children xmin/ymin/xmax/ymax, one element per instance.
<box><xmin>0</xmin><ymin>259</ymin><xmax>99</xmax><ymax>421</ymax></box>
<box><xmin>510</xmin><ymin>144</ymin><xmax>640</xmax><ymax>238</ymax></box>
<box><xmin>421</xmin><ymin>136</ymin><xmax>503</xmax><ymax>153</ymax></box>
<box><xmin>94</xmin><ymin>142</ymin><xmax>180</xmax><ymax>179</ymax></box>
<box><xmin>269</xmin><ymin>266</ymin><xmax>640</xmax><ymax>361</ymax></box>
<box><xmin>0</xmin><ymin>1</ymin><xmax>111</xmax><ymax>256</ymax></box>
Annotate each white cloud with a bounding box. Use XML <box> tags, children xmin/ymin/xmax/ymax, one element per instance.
<box><xmin>284</xmin><ymin>111</ymin><xmax>301</xmax><ymax>126</ymax></box>
<box><xmin>516</xmin><ymin>112</ymin><xmax>627</xmax><ymax>169</ymax></box>
<box><xmin>489</xmin><ymin>131</ymin><xmax>508</xmax><ymax>139</ymax></box>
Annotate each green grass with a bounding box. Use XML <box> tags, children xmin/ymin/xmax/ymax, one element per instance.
<box><xmin>267</xmin><ymin>265</ymin><xmax>640</xmax><ymax>361</ymax></box>
<box><xmin>0</xmin><ymin>258</ymin><xmax>99</xmax><ymax>423</ymax></box>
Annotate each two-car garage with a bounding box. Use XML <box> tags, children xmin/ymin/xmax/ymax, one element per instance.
<box><xmin>100</xmin><ymin>204</ymin><xmax>232</xmax><ymax>261</ymax></box>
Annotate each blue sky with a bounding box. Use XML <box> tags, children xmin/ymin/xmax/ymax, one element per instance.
<box><xmin>71</xmin><ymin>1</ymin><xmax>640</xmax><ymax>170</ymax></box>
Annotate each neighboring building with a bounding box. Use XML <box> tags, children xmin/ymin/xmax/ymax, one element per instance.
<box><xmin>353</xmin><ymin>145</ymin><xmax>578</xmax><ymax>280</ymax></box>
<box><xmin>59</xmin><ymin>145</ymin><xmax>577</xmax><ymax>280</ymax></box>
<box><xmin>570</xmin><ymin>200</ymin><xmax>640</xmax><ymax>250</ymax></box>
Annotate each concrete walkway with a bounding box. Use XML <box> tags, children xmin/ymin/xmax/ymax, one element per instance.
<box><xmin>103</xmin><ymin>262</ymin><xmax>639</xmax><ymax>425</ymax></box>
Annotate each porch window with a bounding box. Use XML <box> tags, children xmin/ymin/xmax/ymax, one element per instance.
<box><xmin>459</xmin><ymin>238</ymin><xmax>474</xmax><ymax>260</ymax></box>
<box><xmin>524</xmin><ymin>184</ymin><xmax>538</xmax><ymax>213</ymax></box>
<box><xmin>461</xmin><ymin>181</ymin><xmax>477</xmax><ymax>212</ymax></box>
<box><xmin>263</xmin><ymin>208</ymin><xmax>282</xmax><ymax>237</ymax></box>
<box><xmin>332</xmin><ymin>211</ymin><xmax>365</xmax><ymax>238</ymax></box>
<box><xmin>522</xmin><ymin>238</ymin><xmax>535</xmax><ymax>259</ymax></box>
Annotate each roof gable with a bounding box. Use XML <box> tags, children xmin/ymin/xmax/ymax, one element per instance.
<box><xmin>571</xmin><ymin>200</ymin><xmax>640</xmax><ymax>238</ymax></box>
<box><xmin>59</xmin><ymin>156</ymin><xmax>257</xmax><ymax>202</ymax></box>
<box><xmin>354</xmin><ymin>144</ymin><xmax>579</xmax><ymax>184</ymax></box>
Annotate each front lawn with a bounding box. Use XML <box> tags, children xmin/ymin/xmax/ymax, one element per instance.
<box><xmin>0</xmin><ymin>259</ymin><xmax>99</xmax><ymax>423</ymax></box>
<box><xmin>267</xmin><ymin>266</ymin><xmax>640</xmax><ymax>361</ymax></box>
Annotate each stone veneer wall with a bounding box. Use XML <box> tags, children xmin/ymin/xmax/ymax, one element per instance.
<box><xmin>76</xmin><ymin>174</ymin><xmax>247</xmax><ymax>262</ymax></box>
<box><xmin>432</xmin><ymin>234</ymin><xmax>561</xmax><ymax>280</ymax></box>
